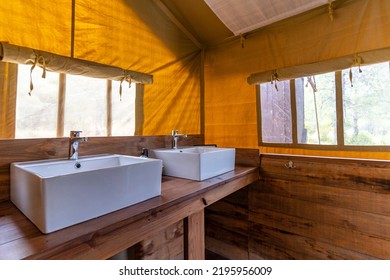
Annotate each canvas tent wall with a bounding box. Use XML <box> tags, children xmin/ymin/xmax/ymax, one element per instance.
<box><xmin>0</xmin><ymin>0</ymin><xmax>202</xmax><ymax>137</ymax></box>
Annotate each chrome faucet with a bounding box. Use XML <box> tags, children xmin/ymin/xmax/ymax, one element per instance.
<box><xmin>68</xmin><ymin>131</ymin><xmax>88</xmax><ymax>160</ymax></box>
<box><xmin>171</xmin><ymin>129</ymin><xmax>187</xmax><ymax>149</ymax></box>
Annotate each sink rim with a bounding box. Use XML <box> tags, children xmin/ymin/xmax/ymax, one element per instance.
<box><xmin>11</xmin><ymin>153</ymin><xmax>162</xmax><ymax>179</ymax></box>
<box><xmin>150</xmin><ymin>147</ymin><xmax>236</xmax><ymax>181</ymax></box>
<box><xmin>151</xmin><ymin>146</ymin><xmax>234</xmax><ymax>154</ymax></box>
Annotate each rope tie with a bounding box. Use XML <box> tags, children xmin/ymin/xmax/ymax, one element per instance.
<box><xmin>270</xmin><ymin>70</ymin><xmax>279</xmax><ymax>91</ymax></box>
<box><xmin>349</xmin><ymin>54</ymin><xmax>363</xmax><ymax>87</ymax></box>
<box><xmin>28</xmin><ymin>52</ymin><xmax>47</xmax><ymax>96</ymax></box>
<box><xmin>119</xmin><ymin>71</ymin><xmax>133</xmax><ymax>101</ymax></box>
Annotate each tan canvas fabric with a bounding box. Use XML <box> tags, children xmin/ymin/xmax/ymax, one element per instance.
<box><xmin>0</xmin><ymin>0</ymin><xmax>201</xmax><ymax>137</ymax></box>
<box><xmin>0</xmin><ymin>62</ymin><xmax>17</xmax><ymax>138</ymax></box>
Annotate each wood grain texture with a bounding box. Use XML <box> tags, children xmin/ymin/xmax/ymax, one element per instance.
<box><xmin>205</xmin><ymin>153</ymin><xmax>390</xmax><ymax>260</ymax></box>
<box><xmin>205</xmin><ymin>184</ymin><xmax>251</xmax><ymax>260</ymax></box>
<box><xmin>130</xmin><ymin>220</ymin><xmax>184</xmax><ymax>260</ymax></box>
<box><xmin>235</xmin><ymin>148</ymin><xmax>260</xmax><ymax>167</ymax></box>
<box><xmin>250</xmin><ymin>154</ymin><xmax>390</xmax><ymax>259</ymax></box>
<box><xmin>185</xmin><ymin>210</ymin><xmax>205</xmax><ymax>260</ymax></box>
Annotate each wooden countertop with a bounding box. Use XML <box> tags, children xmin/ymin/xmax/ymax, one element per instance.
<box><xmin>0</xmin><ymin>165</ymin><xmax>258</xmax><ymax>260</ymax></box>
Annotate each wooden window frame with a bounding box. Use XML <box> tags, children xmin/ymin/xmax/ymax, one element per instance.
<box><xmin>257</xmin><ymin>65</ymin><xmax>390</xmax><ymax>152</ymax></box>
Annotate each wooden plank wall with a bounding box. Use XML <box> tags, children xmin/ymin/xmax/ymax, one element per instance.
<box><xmin>206</xmin><ymin>153</ymin><xmax>390</xmax><ymax>260</ymax></box>
<box><xmin>205</xmin><ymin>186</ymin><xmax>251</xmax><ymax>259</ymax></box>
<box><xmin>0</xmin><ymin>135</ymin><xmax>203</xmax><ymax>202</ymax></box>
<box><xmin>252</xmin><ymin>154</ymin><xmax>390</xmax><ymax>259</ymax></box>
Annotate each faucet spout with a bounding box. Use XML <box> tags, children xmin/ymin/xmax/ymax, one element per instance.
<box><xmin>171</xmin><ymin>129</ymin><xmax>187</xmax><ymax>149</ymax></box>
<box><xmin>69</xmin><ymin>131</ymin><xmax>88</xmax><ymax>160</ymax></box>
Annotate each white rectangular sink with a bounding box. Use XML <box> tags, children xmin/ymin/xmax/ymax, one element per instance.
<box><xmin>150</xmin><ymin>147</ymin><xmax>235</xmax><ymax>181</ymax></box>
<box><xmin>10</xmin><ymin>154</ymin><xmax>162</xmax><ymax>234</ymax></box>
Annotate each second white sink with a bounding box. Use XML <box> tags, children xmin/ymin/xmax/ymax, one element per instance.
<box><xmin>11</xmin><ymin>154</ymin><xmax>162</xmax><ymax>233</ymax></box>
<box><xmin>150</xmin><ymin>147</ymin><xmax>235</xmax><ymax>181</ymax></box>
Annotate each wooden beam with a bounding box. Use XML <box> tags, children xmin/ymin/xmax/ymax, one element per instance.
<box><xmin>153</xmin><ymin>0</ymin><xmax>204</xmax><ymax>50</ymax></box>
<box><xmin>184</xmin><ymin>210</ymin><xmax>205</xmax><ymax>260</ymax></box>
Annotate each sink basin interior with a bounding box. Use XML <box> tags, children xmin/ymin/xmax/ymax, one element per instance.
<box><xmin>11</xmin><ymin>154</ymin><xmax>162</xmax><ymax>234</ymax></box>
<box><xmin>20</xmin><ymin>154</ymin><xmax>147</xmax><ymax>177</ymax></box>
<box><xmin>150</xmin><ymin>147</ymin><xmax>235</xmax><ymax>181</ymax></box>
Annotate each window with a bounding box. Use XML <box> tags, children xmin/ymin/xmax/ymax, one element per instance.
<box><xmin>296</xmin><ymin>73</ymin><xmax>337</xmax><ymax>145</ymax></box>
<box><xmin>64</xmin><ymin>75</ymin><xmax>107</xmax><ymax>136</ymax></box>
<box><xmin>258</xmin><ymin>61</ymin><xmax>390</xmax><ymax>149</ymax></box>
<box><xmin>15</xmin><ymin>64</ymin><xmax>137</xmax><ymax>138</ymax></box>
<box><xmin>111</xmin><ymin>81</ymin><xmax>136</xmax><ymax>136</ymax></box>
<box><xmin>260</xmin><ymin>81</ymin><xmax>292</xmax><ymax>143</ymax></box>
<box><xmin>15</xmin><ymin>64</ymin><xmax>59</xmax><ymax>138</ymax></box>
<box><xmin>342</xmin><ymin>62</ymin><xmax>390</xmax><ymax>145</ymax></box>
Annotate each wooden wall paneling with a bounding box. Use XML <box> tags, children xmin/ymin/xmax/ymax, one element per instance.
<box><xmin>205</xmin><ymin>184</ymin><xmax>250</xmax><ymax>260</ymax></box>
<box><xmin>206</xmin><ymin>199</ymin><xmax>248</xmax><ymax>236</ymax></box>
<box><xmin>255</xmin><ymin>178</ymin><xmax>390</xmax><ymax>215</ymax></box>
<box><xmin>171</xmin><ymin>134</ymin><xmax>205</xmax><ymax>149</ymax></box>
<box><xmin>205</xmin><ymin>227</ymin><xmax>249</xmax><ymax>259</ymax></box>
<box><xmin>252</xmin><ymin>188</ymin><xmax>390</xmax><ymax>238</ymax></box>
<box><xmin>248</xmin><ymin>224</ymin><xmax>377</xmax><ymax>260</ymax></box>
<box><xmin>235</xmin><ymin>148</ymin><xmax>260</xmax><ymax>167</ymax></box>
<box><xmin>249</xmin><ymin>154</ymin><xmax>390</xmax><ymax>260</ymax></box>
<box><xmin>0</xmin><ymin>138</ymin><xmax>68</xmax><ymax>202</ymax></box>
<box><xmin>260</xmin><ymin>154</ymin><xmax>390</xmax><ymax>193</ymax></box>
<box><xmin>206</xmin><ymin>236</ymin><xmax>248</xmax><ymax>259</ymax></box>
<box><xmin>250</xmin><ymin>208</ymin><xmax>389</xmax><ymax>259</ymax></box>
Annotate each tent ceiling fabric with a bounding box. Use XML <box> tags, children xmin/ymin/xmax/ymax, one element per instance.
<box><xmin>160</xmin><ymin>0</ymin><xmax>233</xmax><ymax>46</ymax></box>
<box><xmin>204</xmin><ymin>0</ymin><xmax>330</xmax><ymax>35</ymax></box>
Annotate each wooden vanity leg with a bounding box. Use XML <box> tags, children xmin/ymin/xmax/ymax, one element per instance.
<box><xmin>184</xmin><ymin>209</ymin><xmax>205</xmax><ymax>260</ymax></box>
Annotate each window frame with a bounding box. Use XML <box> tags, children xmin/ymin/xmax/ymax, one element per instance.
<box><xmin>257</xmin><ymin>65</ymin><xmax>390</xmax><ymax>152</ymax></box>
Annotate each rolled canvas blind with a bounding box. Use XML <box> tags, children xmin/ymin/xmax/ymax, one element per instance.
<box><xmin>0</xmin><ymin>42</ymin><xmax>153</xmax><ymax>84</ymax></box>
<box><xmin>247</xmin><ymin>46</ymin><xmax>390</xmax><ymax>85</ymax></box>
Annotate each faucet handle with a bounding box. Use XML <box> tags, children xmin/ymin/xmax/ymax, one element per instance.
<box><xmin>70</xmin><ymin>130</ymin><xmax>83</xmax><ymax>137</ymax></box>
